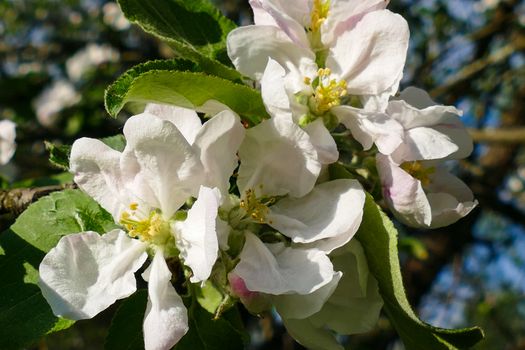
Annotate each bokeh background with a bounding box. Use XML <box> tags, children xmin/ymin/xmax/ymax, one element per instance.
<box><xmin>1</xmin><ymin>0</ymin><xmax>524</xmax><ymax>349</ymax></box>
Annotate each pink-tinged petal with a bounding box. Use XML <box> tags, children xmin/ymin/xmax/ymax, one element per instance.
<box><xmin>333</xmin><ymin>105</ymin><xmax>404</xmax><ymax>155</ymax></box>
<box><xmin>424</xmin><ymin>168</ymin><xmax>477</xmax><ymax>228</ymax></box>
<box><xmin>70</xmin><ymin>137</ymin><xmax>128</xmax><ymax>220</ymax></box>
<box><xmin>38</xmin><ymin>230</ymin><xmax>148</xmax><ymax>320</ymax></box>
<box><xmin>121</xmin><ymin>113</ymin><xmax>204</xmax><ymax>219</ymax></box>
<box><xmin>238</xmin><ymin>117</ymin><xmax>321</xmax><ymax>197</ymax></box>
<box><xmin>376</xmin><ymin>154</ymin><xmax>432</xmax><ymax>227</ymax></box>
<box><xmin>322</xmin><ymin>0</ymin><xmax>389</xmax><ymax>45</ymax></box>
<box><xmin>144</xmin><ymin>103</ymin><xmax>202</xmax><ymax>145</ymax></box>
<box><xmin>233</xmin><ymin>233</ymin><xmax>334</xmax><ymax>295</ymax></box>
<box><xmin>268</xmin><ymin>179</ymin><xmax>364</xmax><ymax>248</ymax></box>
<box><xmin>249</xmin><ymin>0</ymin><xmax>310</xmax><ymax>47</ymax></box>
<box><xmin>326</xmin><ymin>10</ymin><xmax>409</xmax><ymax>95</ymax></box>
<box><xmin>142</xmin><ymin>252</ymin><xmax>188</xmax><ymax>350</ymax></box>
<box><xmin>273</xmin><ymin>272</ymin><xmax>342</xmax><ymax>319</ymax></box>
<box><xmin>175</xmin><ymin>186</ymin><xmax>220</xmax><ymax>283</ymax></box>
<box><xmin>193</xmin><ymin>111</ymin><xmax>245</xmax><ymax>195</ymax></box>
<box><xmin>283</xmin><ymin>317</ymin><xmax>344</xmax><ymax>350</ymax></box>
<box><xmin>0</xmin><ymin>119</ymin><xmax>16</xmax><ymax>165</ymax></box>
<box><xmin>228</xmin><ymin>272</ymin><xmax>271</xmax><ymax>314</ymax></box>
<box><xmin>302</xmin><ymin>118</ymin><xmax>339</xmax><ymax>164</ymax></box>
<box><xmin>227</xmin><ymin>25</ymin><xmax>316</xmax><ymax>80</ymax></box>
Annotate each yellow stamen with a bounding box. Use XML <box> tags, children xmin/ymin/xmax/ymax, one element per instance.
<box><xmin>119</xmin><ymin>205</ymin><xmax>170</xmax><ymax>244</ymax></box>
<box><xmin>240</xmin><ymin>189</ymin><xmax>275</xmax><ymax>224</ymax></box>
<box><xmin>310</xmin><ymin>0</ymin><xmax>330</xmax><ymax>32</ymax></box>
<box><xmin>400</xmin><ymin>161</ymin><xmax>436</xmax><ymax>186</ymax></box>
<box><xmin>306</xmin><ymin>68</ymin><xmax>347</xmax><ymax>115</ymax></box>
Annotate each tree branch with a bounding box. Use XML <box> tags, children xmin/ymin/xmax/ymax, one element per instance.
<box><xmin>0</xmin><ymin>183</ymin><xmax>77</xmax><ymax>231</ymax></box>
<box><xmin>469</xmin><ymin>128</ymin><xmax>525</xmax><ymax>144</ymax></box>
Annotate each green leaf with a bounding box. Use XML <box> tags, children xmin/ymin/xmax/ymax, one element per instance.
<box><xmin>46</xmin><ymin>135</ymin><xmax>126</xmax><ymax>171</ymax></box>
<box><xmin>105</xmin><ymin>290</ymin><xmax>148</xmax><ymax>350</ymax></box>
<box><xmin>117</xmin><ymin>0</ymin><xmax>240</xmax><ymax>79</ymax></box>
<box><xmin>101</xmin><ymin>134</ymin><xmax>127</xmax><ymax>152</ymax></box>
<box><xmin>11</xmin><ymin>189</ymin><xmax>117</xmax><ymax>252</ymax></box>
<box><xmin>105</xmin><ymin>66</ymin><xmax>269</xmax><ymax>125</ymax></box>
<box><xmin>196</xmin><ymin>281</ymin><xmax>223</xmax><ymax>315</ymax></box>
<box><xmin>175</xmin><ymin>303</ymin><xmax>248</xmax><ymax>350</ymax></box>
<box><xmin>329</xmin><ymin>164</ymin><xmax>484</xmax><ymax>350</ymax></box>
<box><xmin>45</xmin><ymin>141</ymin><xmax>71</xmax><ymax>171</ymax></box>
<box><xmin>0</xmin><ymin>279</ymin><xmax>74</xmax><ymax>350</ymax></box>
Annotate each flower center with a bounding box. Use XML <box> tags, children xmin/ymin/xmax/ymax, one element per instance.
<box><xmin>400</xmin><ymin>161</ymin><xmax>436</xmax><ymax>186</ymax></box>
<box><xmin>239</xmin><ymin>189</ymin><xmax>275</xmax><ymax>224</ymax></box>
<box><xmin>310</xmin><ymin>0</ymin><xmax>330</xmax><ymax>33</ymax></box>
<box><xmin>305</xmin><ymin>68</ymin><xmax>347</xmax><ymax>116</ymax></box>
<box><xmin>120</xmin><ymin>203</ymin><xmax>171</xmax><ymax>245</ymax></box>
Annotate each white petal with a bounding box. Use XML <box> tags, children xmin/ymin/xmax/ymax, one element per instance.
<box><xmin>387</xmin><ymin>96</ymin><xmax>473</xmax><ymax>161</ymax></box>
<box><xmin>273</xmin><ymin>272</ymin><xmax>342</xmax><ymax>319</ymax></box>
<box><xmin>302</xmin><ymin>118</ymin><xmax>339</xmax><ymax>164</ymax></box>
<box><xmin>391</xmin><ymin>126</ymin><xmax>459</xmax><ymax>162</ymax></box>
<box><xmin>283</xmin><ymin>318</ymin><xmax>344</xmax><ymax>350</ymax></box>
<box><xmin>144</xmin><ymin>103</ymin><xmax>202</xmax><ymax>144</ymax></box>
<box><xmin>424</xmin><ymin>168</ymin><xmax>477</xmax><ymax>228</ymax></box>
<box><xmin>38</xmin><ymin>230</ymin><xmax>148</xmax><ymax>320</ymax></box>
<box><xmin>227</xmin><ymin>25</ymin><xmax>316</xmax><ymax>80</ymax></box>
<box><xmin>193</xmin><ymin>111</ymin><xmax>245</xmax><ymax>195</ymax></box>
<box><xmin>326</xmin><ymin>10</ymin><xmax>409</xmax><ymax>95</ymax></box>
<box><xmin>268</xmin><ymin>179</ymin><xmax>364</xmax><ymax>247</ymax></box>
<box><xmin>233</xmin><ymin>233</ymin><xmax>334</xmax><ymax>295</ymax></box>
<box><xmin>238</xmin><ymin>117</ymin><xmax>321</xmax><ymax>197</ymax></box>
<box><xmin>261</xmin><ymin>58</ymin><xmax>293</xmax><ymax>119</ymax></box>
<box><xmin>322</xmin><ymin>0</ymin><xmax>389</xmax><ymax>45</ymax></box>
<box><xmin>121</xmin><ymin>113</ymin><xmax>204</xmax><ymax>218</ymax></box>
<box><xmin>0</xmin><ymin>120</ymin><xmax>16</xmax><ymax>165</ymax></box>
<box><xmin>333</xmin><ymin>106</ymin><xmax>404</xmax><ymax>154</ymax></box>
<box><xmin>176</xmin><ymin>186</ymin><xmax>220</xmax><ymax>283</ymax></box>
<box><xmin>70</xmin><ymin>138</ymin><xmax>127</xmax><ymax>220</ymax></box>
<box><xmin>142</xmin><ymin>252</ymin><xmax>188</xmax><ymax>350</ymax></box>
<box><xmin>376</xmin><ymin>154</ymin><xmax>432</xmax><ymax>227</ymax></box>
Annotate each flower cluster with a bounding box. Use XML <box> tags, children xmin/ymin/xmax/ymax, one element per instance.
<box><xmin>38</xmin><ymin>1</ymin><xmax>477</xmax><ymax>349</ymax></box>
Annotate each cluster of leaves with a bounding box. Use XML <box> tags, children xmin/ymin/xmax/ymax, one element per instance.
<box><xmin>0</xmin><ymin>0</ymin><xmax>486</xmax><ymax>349</ymax></box>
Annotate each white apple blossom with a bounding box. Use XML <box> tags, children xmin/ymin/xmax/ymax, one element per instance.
<box><xmin>225</xmin><ymin>177</ymin><xmax>365</xmax><ymax>325</ymax></box>
<box><xmin>227</xmin><ymin>1</ymin><xmax>409</xmax><ymax>166</ymax></box>
<box><xmin>377</xmin><ymin>155</ymin><xmax>478</xmax><ymax>228</ymax></box>
<box><xmin>0</xmin><ymin>120</ymin><xmax>16</xmax><ymax>165</ymax></box>
<box><xmin>39</xmin><ymin>104</ymin><xmax>245</xmax><ymax>350</ymax></box>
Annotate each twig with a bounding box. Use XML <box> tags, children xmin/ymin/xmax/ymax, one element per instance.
<box><xmin>469</xmin><ymin>128</ymin><xmax>525</xmax><ymax>144</ymax></box>
<box><xmin>430</xmin><ymin>40</ymin><xmax>524</xmax><ymax>97</ymax></box>
<box><xmin>0</xmin><ymin>183</ymin><xmax>77</xmax><ymax>216</ymax></box>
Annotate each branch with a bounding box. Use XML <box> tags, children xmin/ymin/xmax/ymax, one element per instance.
<box><xmin>0</xmin><ymin>183</ymin><xmax>77</xmax><ymax>216</ymax></box>
<box><xmin>469</xmin><ymin>128</ymin><xmax>525</xmax><ymax>144</ymax></box>
<box><xmin>430</xmin><ymin>40</ymin><xmax>523</xmax><ymax>97</ymax></box>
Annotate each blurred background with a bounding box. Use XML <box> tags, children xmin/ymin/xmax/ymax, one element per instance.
<box><xmin>1</xmin><ymin>0</ymin><xmax>524</xmax><ymax>349</ymax></box>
